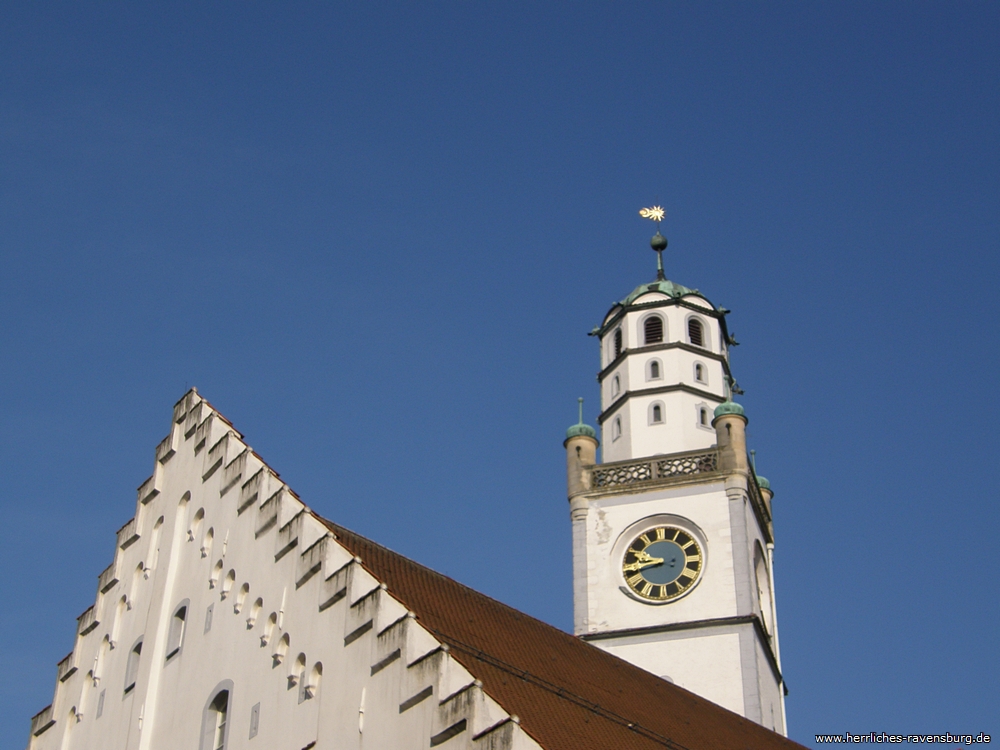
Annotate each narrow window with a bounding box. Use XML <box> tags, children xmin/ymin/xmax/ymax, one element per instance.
<box><xmin>303</xmin><ymin>663</ymin><xmax>322</xmax><ymax>701</ymax></box>
<box><xmin>206</xmin><ymin>690</ymin><xmax>229</xmax><ymax>750</ymax></box>
<box><xmin>111</xmin><ymin>596</ymin><xmax>127</xmax><ymax>649</ymax></box>
<box><xmin>188</xmin><ymin>508</ymin><xmax>205</xmax><ymax>542</ymax></box>
<box><xmin>221</xmin><ymin>570</ymin><xmax>236</xmax><ymax>600</ymax></box>
<box><xmin>166</xmin><ymin>604</ymin><xmax>187</xmax><ymax>660</ymax></box>
<box><xmin>688</xmin><ymin>318</ymin><xmax>704</xmax><ymax>348</ymax></box>
<box><xmin>273</xmin><ymin>633</ymin><xmax>290</xmax><ymax>667</ymax></box>
<box><xmin>146</xmin><ymin>516</ymin><xmax>164</xmax><ymax>577</ymax></box>
<box><xmin>613</xmin><ymin>329</ymin><xmax>623</xmax><ymax>358</ymax></box>
<box><xmin>234</xmin><ymin>583</ymin><xmax>250</xmax><ymax>615</ymax></box>
<box><xmin>201</xmin><ymin>527</ymin><xmax>214</xmax><ymax>559</ymax></box>
<box><xmin>611</xmin><ymin>374</ymin><xmax>620</xmax><ymax>397</ymax></box>
<box><xmin>648</xmin><ymin>360</ymin><xmax>660</xmax><ymax>380</ymax></box>
<box><xmin>124</xmin><ymin>639</ymin><xmax>142</xmax><ymax>694</ymax></box>
<box><xmin>247</xmin><ymin>598</ymin><xmax>263</xmax><ymax>630</ymax></box>
<box><xmin>261</xmin><ymin>613</ymin><xmax>277</xmax><ymax>647</ymax></box>
<box><xmin>652</xmin><ymin>405</ymin><xmax>662</xmax><ymax>423</ymax></box>
<box><xmin>699</xmin><ymin>407</ymin><xmax>708</xmax><ymax>426</ymax></box>
<box><xmin>130</xmin><ymin>563</ymin><xmax>143</xmax><ymax>608</ymax></box>
<box><xmin>612</xmin><ymin>417</ymin><xmax>622</xmax><ymax>440</ymax></box>
<box><xmin>694</xmin><ymin>363</ymin><xmax>705</xmax><ymax>383</ymax></box>
<box><xmin>289</xmin><ymin>653</ymin><xmax>306</xmax><ymax>689</ymax></box>
<box><xmin>643</xmin><ymin>316</ymin><xmax>663</xmax><ymax>344</ymax></box>
<box><xmin>210</xmin><ymin>560</ymin><xmax>223</xmax><ymax>589</ymax></box>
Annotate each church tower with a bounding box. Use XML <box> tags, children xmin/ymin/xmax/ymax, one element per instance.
<box><xmin>564</xmin><ymin>210</ymin><xmax>787</xmax><ymax>734</ymax></box>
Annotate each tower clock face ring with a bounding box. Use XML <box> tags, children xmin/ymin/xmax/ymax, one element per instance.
<box><xmin>622</xmin><ymin>526</ymin><xmax>703</xmax><ymax>602</ymax></box>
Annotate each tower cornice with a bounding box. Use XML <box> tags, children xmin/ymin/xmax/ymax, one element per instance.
<box><xmin>596</xmin><ymin>341</ymin><xmax>731</xmax><ymax>383</ymax></box>
<box><xmin>597</xmin><ymin>383</ymin><xmax>725</xmax><ymax>424</ymax></box>
<box><xmin>592</xmin><ymin>294</ymin><xmax>728</xmax><ymax>340</ymax></box>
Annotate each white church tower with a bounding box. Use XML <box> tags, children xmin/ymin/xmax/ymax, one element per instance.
<box><xmin>564</xmin><ymin>210</ymin><xmax>787</xmax><ymax>734</ymax></box>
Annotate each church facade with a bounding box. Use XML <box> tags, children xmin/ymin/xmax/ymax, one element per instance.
<box><xmin>28</xmin><ymin>226</ymin><xmax>793</xmax><ymax>750</ymax></box>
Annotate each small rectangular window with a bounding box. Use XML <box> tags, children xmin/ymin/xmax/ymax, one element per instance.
<box><xmin>205</xmin><ymin>604</ymin><xmax>214</xmax><ymax>633</ymax></box>
<box><xmin>96</xmin><ymin>689</ymin><xmax>106</xmax><ymax>718</ymax></box>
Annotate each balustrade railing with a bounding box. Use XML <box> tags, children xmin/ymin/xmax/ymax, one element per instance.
<box><xmin>590</xmin><ymin>449</ymin><xmax>719</xmax><ymax>489</ymax></box>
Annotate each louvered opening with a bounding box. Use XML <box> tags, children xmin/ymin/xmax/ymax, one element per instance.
<box><xmin>613</xmin><ymin>329</ymin><xmax>623</xmax><ymax>358</ymax></box>
<box><xmin>644</xmin><ymin>316</ymin><xmax>663</xmax><ymax>344</ymax></box>
<box><xmin>688</xmin><ymin>319</ymin><xmax>704</xmax><ymax>348</ymax></box>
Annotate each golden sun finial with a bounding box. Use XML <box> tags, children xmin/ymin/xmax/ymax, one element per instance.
<box><xmin>639</xmin><ymin>206</ymin><xmax>665</xmax><ymax>222</ymax></box>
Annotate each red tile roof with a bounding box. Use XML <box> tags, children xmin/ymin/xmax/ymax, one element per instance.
<box><xmin>322</xmin><ymin>520</ymin><xmax>804</xmax><ymax>750</ymax></box>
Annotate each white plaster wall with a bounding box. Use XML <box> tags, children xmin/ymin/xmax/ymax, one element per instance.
<box><xmin>597</xmin><ymin>631</ymin><xmax>745</xmax><ymax>717</ymax></box>
<box><xmin>598</xmin><ymin>294</ymin><xmax>728</xmax><ymax>462</ymax></box>
<box><xmin>30</xmin><ymin>393</ymin><xmax>539</xmax><ymax>750</ymax></box>
<box><xmin>581</xmin><ymin>482</ymin><xmax>737</xmax><ymax>634</ymax></box>
<box><xmin>625</xmin><ymin>392</ymin><xmax>718</xmax><ymax>458</ymax></box>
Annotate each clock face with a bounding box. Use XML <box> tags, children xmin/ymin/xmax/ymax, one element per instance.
<box><xmin>622</xmin><ymin>526</ymin><xmax>703</xmax><ymax>602</ymax></box>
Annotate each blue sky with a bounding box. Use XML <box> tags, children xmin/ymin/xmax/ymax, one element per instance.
<box><xmin>2</xmin><ymin>3</ymin><xmax>998</xmax><ymax>746</ymax></box>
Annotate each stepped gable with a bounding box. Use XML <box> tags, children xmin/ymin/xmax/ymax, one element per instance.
<box><xmin>321</xmin><ymin>520</ymin><xmax>803</xmax><ymax>750</ymax></box>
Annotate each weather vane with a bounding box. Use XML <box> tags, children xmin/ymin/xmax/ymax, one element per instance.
<box><xmin>639</xmin><ymin>206</ymin><xmax>665</xmax><ymax>223</ymax></box>
<box><xmin>639</xmin><ymin>205</ymin><xmax>668</xmax><ymax>281</ymax></box>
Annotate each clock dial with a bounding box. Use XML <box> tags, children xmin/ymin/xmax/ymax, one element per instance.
<box><xmin>622</xmin><ymin>526</ymin><xmax>703</xmax><ymax>602</ymax></box>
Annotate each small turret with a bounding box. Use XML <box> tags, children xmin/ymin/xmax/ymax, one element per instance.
<box><xmin>564</xmin><ymin>398</ymin><xmax>598</xmax><ymax>497</ymax></box>
<box><xmin>713</xmin><ymin>397</ymin><xmax>748</xmax><ymax>473</ymax></box>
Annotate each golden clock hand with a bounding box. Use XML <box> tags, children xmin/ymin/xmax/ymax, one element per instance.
<box><xmin>623</xmin><ymin>556</ymin><xmax>664</xmax><ymax>572</ymax></box>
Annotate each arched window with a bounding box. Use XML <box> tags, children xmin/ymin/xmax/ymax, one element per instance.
<box><xmin>688</xmin><ymin>318</ymin><xmax>705</xmax><ymax>348</ymax></box>
<box><xmin>613</xmin><ymin>329</ymin><xmax>623</xmax><ymax>359</ymax></box>
<box><xmin>649</xmin><ymin>402</ymin><xmax>664</xmax><ymax>425</ymax></box>
<box><xmin>755</xmin><ymin>545</ymin><xmax>773</xmax><ymax>634</ymax></box>
<box><xmin>201</xmin><ymin>527</ymin><xmax>214</xmax><ymax>559</ymax></box>
<box><xmin>612</xmin><ymin>417</ymin><xmax>622</xmax><ymax>441</ymax></box>
<box><xmin>129</xmin><ymin>563</ymin><xmax>144</xmax><ymax>608</ymax></box>
<box><xmin>146</xmin><ymin>516</ymin><xmax>164</xmax><ymax>577</ymax></box>
<box><xmin>188</xmin><ymin>508</ymin><xmax>205</xmax><ymax>543</ymax></box>
<box><xmin>694</xmin><ymin>363</ymin><xmax>706</xmax><ymax>383</ymax></box>
<box><xmin>272</xmin><ymin>632</ymin><xmax>290</xmax><ymax>667</ymax></box>
<box><xmin>647</xmin><ymin>359</ymin><xmax>661</xmax><ymax>381</ymax></box>
<box><xmin>220</xmin><ymin>570</ymin><xmax>236</xmax><ymax>600</ymax></box>
<box><xmin>166</xmin><ymin>602</ymin><xmax>188</xmax><ymax>660</ymax></box>
<box><xmin>111</xmin><ymin>596</ymin><xmax>127</xmax><ymax>649</ymax></box>
<box><xmin>303</xmin><ymin>662</ymin><xmax>322</xmax><ymax>701</ymax></box>
<box><xmin>643</xmin><ymin>316</ymin><xmax>664</xmax><ymax>344</ymax></box>
<box><xmin>124</xmin><ymin>638</ymin><xmax>142</xmax><ymax>694</ymax></box>
<box><xmin>234</xmin><ymin>584</ymin><xmax>250</xmax><ymax>615</ymax></box>
<box><xmin>200</xmin><ymin>688</ymin><xmax>231</xmax><ymax>750</ymax></box>
<box><xmin>210</xmin><ymin>560</ymin><xmax>224</xmax><ymax>589</ymax></box>
<box><xmin>247</xmin><ymin>598</ymin><xmax>263</xmax><ymax>630</ymax></box>
<box><xmin>289</xmin><ymin>652</ymin><xmax>306</xmax><ymax>689</ymax></box>
<box><xmin>261</xmin><ymin>612</ymin><xmax>277</xmax><ymax>647</ymax></box>
<box><xmin>611</xmin><ymin>374</ymin><xmax>620</xmax><ymax>397</ymax></box>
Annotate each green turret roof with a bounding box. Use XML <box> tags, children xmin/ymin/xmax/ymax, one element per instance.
<box><xmin>756</xmin><ymin>475</ymin><xmax>771</xmax><ymax>491</ymax></box>
<box><xmin>620</xmin><ymin>279</ymin><xmax>705</xmax><ymax>306</ymax></box>
<box><xmin>565</xmin><ymin>397</ymin><xmax>597</xmax><ymax>441</ymax></box>
<box><xmin>565</xmin><ymin>422</ymin><xmax>597</xmax><ymax>440</ymax></box>
<box><xmin>713</xmin><ymin>400</ymin><xmax>746</xmax><ymax>418</ymax></box>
